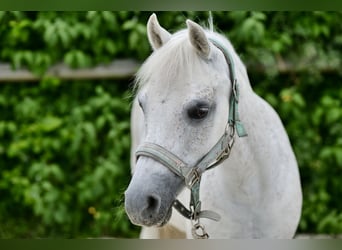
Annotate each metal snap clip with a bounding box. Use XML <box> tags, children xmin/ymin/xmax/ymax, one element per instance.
<box><xmin>191</xmin><ymin>222</ymin><xmax>209</xmax><ymax>239</ymax></box>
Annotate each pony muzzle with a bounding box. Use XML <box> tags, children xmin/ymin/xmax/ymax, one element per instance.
<box><xmin>124</xmin><ymin>187</ymin><xmax>169</xmax><ymax>227</ymax></box>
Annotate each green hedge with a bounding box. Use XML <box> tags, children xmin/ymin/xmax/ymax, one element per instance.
<box><xmin>0</xmin><ymin>11</ymin><xmax>341</xmax><ymax>237</ymax></box>
<box><xmin>0</xmin><ymin>79</ymin><xmax>137</xmax><ymax>237</ymax></box>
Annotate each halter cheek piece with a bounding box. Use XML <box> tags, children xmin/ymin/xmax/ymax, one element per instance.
<box><xmin>135</xmin><ymin>38</ymin><xmax>248</xmax><ymax>239</ymax></box>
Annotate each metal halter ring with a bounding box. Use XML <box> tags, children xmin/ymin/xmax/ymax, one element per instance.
<box><xmin>191</xmin><ymin>222</ymin><xmax>209</xmax><ymax>239</ymax></box>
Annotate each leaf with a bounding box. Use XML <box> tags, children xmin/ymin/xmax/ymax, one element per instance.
<box><xmin>128</xmin><ymin>31</ymin><xmax>139</xmax><ymax>49</ymax></box>
<box><xmin>41</xmin><ymin>116</ymin><xmax>63</xmax><ymax>132</ymax></box>
<box><xmin>122</xmin><ymin>18</ymin><xmax>137</xmax><ymax>30</ymax></box>
<box><xmin>44</xmin><ymin>24</ymin><xmax>57</xmax><ymax>47</ymax></box>
<box><xmin>326</xmin><ymin>107</ymin><xmax>341</xmax><ymax>124</ymax></box>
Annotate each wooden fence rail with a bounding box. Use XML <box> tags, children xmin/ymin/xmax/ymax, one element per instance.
<box><xmin>0</xmin><ymin>59</ymin><xmax>140</xmax><ymax>82</ymax></box>
<box><xmin>0</xmin><ymin>58</ymin><xmax>340</xmax><ymax>83</ymax></box>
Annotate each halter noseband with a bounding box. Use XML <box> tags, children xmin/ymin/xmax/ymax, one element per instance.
<box><xmin>135</xmin><ymin>38</ymin><xmax>247</xmax><ymax>239</ymax></box>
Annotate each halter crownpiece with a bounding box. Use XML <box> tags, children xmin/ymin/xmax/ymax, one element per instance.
<box><xmin>135</xmin><ymin>38</ymin><xmax>247</xmax><ymax>239</ymax></box>
<box><xmin>209</xmin><ymin>38</ymin><xmax>247</xmax><ymax>138</ymax></box>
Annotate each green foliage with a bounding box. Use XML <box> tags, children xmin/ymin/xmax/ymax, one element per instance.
<box><xmin>0</xmin><ymin>11</ymin><xmax>341</xmax><ymax>237</ymax></box>
<box><xmin>0</xmin><ymin>79</ymin><xmax>138</xmax><ymax>237</ymax></box>
<box><xmin>0</xmin><ymin>11</ymin><xmax>151</xmax><ymax>74</ymax></box>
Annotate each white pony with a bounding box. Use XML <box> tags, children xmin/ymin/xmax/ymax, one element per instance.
<box><xmin>125</xmin><ymin>14</ymin><xmax>302</xmax><ymax>239</ymax></box>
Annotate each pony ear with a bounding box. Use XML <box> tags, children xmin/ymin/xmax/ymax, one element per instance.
<box><xmin>147</xmin><ymin>13</ymin><xmax>171</xmax><ymax>50</ymax></box>
<box><xmin>186</xmin><ymin>19</ymin><xmax>211</xmax><ymax>59</ymax></box>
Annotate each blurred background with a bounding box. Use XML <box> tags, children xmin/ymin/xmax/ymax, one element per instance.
<box><xmin>0</xmin><ymin>11</ymin><xmax>341</xmax><ymax>238</ymax></box>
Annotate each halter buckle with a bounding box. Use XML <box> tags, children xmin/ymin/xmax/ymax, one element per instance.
<box><xmin>185</xmin><ymin>168</ymin><xmax>201</xmax><ymax>188</ymax></box>
<box><xmin>216</xmin><ymin>144</ymin><xmax>232</xmax><ymax>163</ymax></box>
<box><xmin>215</xmin><ymin>124</ymin><xmax>235</xmax><ymax>163</ymax></box>
<box><xmin>232</xmin><ymin>78</ymin><xmax>238</xmax><ymax>103</ymax></box>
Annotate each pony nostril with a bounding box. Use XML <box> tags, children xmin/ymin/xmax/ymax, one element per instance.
<box><xmin>138</xmin><ymin>194</ymin><xmax>162</xmax><ymax>223</ymax></box>
<box><xmin>138</xmin><ymin>194</ymin><xmax>162</xmax><ymax>222</ymax></box>
<box><xmin>146</xmin><ymin>195</ymin><xmax>161</xmax><ymax>213</ymax></box>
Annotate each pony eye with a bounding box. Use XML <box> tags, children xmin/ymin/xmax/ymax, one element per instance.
<box><xmin>187</xmin><ymin>102</ymin><xmax>210</xmax><ymax>120</ymax></box>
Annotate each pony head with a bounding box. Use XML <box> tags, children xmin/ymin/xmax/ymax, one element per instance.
<box><xmin>125</xmin><ymin>13</ymin><xmax>234</xmax><ymax>227</ymax></box>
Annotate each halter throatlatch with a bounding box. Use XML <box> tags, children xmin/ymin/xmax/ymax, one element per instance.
<box><xmin>135</xmin><ymin>38</ymin><xmax>247</xmax><ymax>239</ymax></box>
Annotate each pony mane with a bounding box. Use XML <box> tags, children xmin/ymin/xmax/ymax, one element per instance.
<box><xmin>134</xmin><ymin>26</ymin><xmax>249</xmax><ymax>92</ymax></box>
